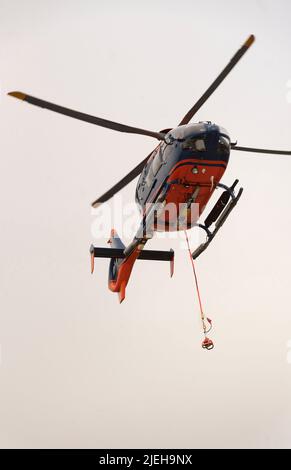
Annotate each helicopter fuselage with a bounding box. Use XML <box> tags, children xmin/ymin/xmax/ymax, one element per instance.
<box><xmin>135</xmin><ymin>122</ymin><xmax>230</xmax><ymax>231</ymax></box>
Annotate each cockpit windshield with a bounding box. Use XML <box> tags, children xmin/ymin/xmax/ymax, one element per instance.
<box><xmin>217</xmin><ymin>136</ymin><xmax>230</xmax><ymax>156</ymax></box>
<box><xmin>182</xmin><ymin>137</ymin><xmax>206</xmax><ymax>152</ymax></box>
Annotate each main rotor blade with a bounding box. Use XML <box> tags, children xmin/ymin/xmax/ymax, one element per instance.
<box><xmin>8</xmin><ymin>91</ymin><xmax>165</xmax><ymax>141</ymax></box>
<box><xmin>231</xmin><ymin>145</ymin><xmax>291</xmax><ymax>155</ymax></box>
<box><xmin>91</xmin><ymin>153</ymin><xmax>151</xmax><ymax>208</ymax></box>
<box><xmin>178</xmin><ymin>34</ymin><xmax>255</xmax><ymax>126</ymax></box>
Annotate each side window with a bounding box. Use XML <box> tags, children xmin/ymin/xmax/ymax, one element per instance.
<box><xmin>145</xmin><ymin>165</ymin><xmax>154</xmax><ymax>187</ymax></box>
<box><xmin>152</xmin><ymin>143</ymin><xmax>166</xmax><ymax>176</ymax></box>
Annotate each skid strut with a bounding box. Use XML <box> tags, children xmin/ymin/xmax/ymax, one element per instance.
<box><xmin>192</xmin><ymin>179</ymin><xmax>243</xmax><ymax>260</ymax></box>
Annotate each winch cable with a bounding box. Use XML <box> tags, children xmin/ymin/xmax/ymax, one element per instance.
<box><xmin>184</xmin><ymin>230</ymin><xmax>214</xmax><ymax>350</ymax></box>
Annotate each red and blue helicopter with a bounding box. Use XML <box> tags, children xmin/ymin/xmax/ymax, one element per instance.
<box><xmin>8</xmin><ymin>35</ymin><xmax>291</xmax><ymax>304</ymax></box>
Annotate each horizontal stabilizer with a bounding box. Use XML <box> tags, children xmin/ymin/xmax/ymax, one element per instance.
<box><xmin>90</xmin><ymin>245</ymin><xmax>174</xmax><ymax>261</ymax></box>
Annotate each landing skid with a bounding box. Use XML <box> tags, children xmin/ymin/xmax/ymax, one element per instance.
<box><xmin>191</xmin><ymin>179</ymin><xmax>243</xmax><ymax>260</ymax></box>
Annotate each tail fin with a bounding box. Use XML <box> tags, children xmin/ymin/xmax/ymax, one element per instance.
<box><xmin>107</xmin><ymin>230</ymin><xmax>139</xmax><ymax>303</ymax></box>
<box><xmin>109</xmin><ymin>229</ymin><xmax>125</xmax><ymax>250</ymax></box>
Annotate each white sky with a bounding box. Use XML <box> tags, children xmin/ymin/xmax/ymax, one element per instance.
<box><xmin>0</xmin><ymin>0</ymin><xmax>291</xmax><ymax>449</ymax></box>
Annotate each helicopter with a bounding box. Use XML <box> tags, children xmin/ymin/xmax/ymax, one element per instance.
<box><xmin>8</xmin><ymin>34</ymin><xmax>291</xmax><ymax>304</ymax></box>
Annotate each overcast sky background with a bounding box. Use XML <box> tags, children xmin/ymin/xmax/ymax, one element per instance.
<box><xmin>1</xmin><ymin>0</ymin><xmax>291</xmax><ymax>448</ymax></box>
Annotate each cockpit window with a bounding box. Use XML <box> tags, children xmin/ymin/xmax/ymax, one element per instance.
<box><xmin>217</xmin><ymin>136</ymin><xmax>230</xmax><ymax>156</ymax></box>
<box><xmin>182</xmin><ymin>138</ymin><xmax>206</xmax><ymax>152</ymax></box>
